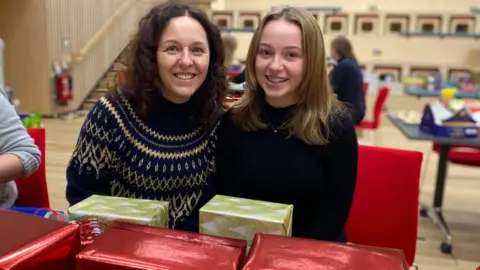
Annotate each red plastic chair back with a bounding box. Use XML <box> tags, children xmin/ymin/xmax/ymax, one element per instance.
<box><xmin>371</xmin><ymin>87</ymin><xmax>390</xmax><ymax>128</ymax></box>
<box><xmin>14</xmin><ymin>128</ymin><xmax>50</xmax><ymax>208</ymax></box>
<box><xmin>227</xmin><ymin>71</ymin><xmax>241</xmax><ymax>77</ymax></box>
<box><xmin>346</xmin><ymin>145</ymin><xmax>423</xmax><ymax>267</ymax></box>
<box><xmin>363</xmin><ymin>82</ymin><xmax>369</xmax><ymax>97</ymax></box>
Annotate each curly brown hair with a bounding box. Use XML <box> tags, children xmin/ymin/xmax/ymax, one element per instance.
<box><xmin>117</xmin><ymin>2</ymin><xmax>228</xmax><ymax>130</ymax></box>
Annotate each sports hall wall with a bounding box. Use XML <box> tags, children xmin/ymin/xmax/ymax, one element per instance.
<box><xmin>212</xmin><ymin>0</ymin><xmax>480</xmax><ymax>81</ymax></box>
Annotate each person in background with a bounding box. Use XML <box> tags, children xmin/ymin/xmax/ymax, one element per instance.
<box><xmin>229</xmin><ymin>68</ymin><xmax>245</xmax><ymax>84</ymax></box>
<box><xmin>222</xmin><ymin>33</ymin><xmax>238</xmax><ymax>69</ymax></box>
<box><xmin>66</xmin><ymin>3</ymin><xmax>228</xmax><ymax>231</ymax></box>
<box><xmin>223</xmin><ymin>33</ymin><xmax>246</xmax><ymax>85</ymax></box>
<box><xmin>215</xmin><ymin>7</ymin><xmax>358</xmax><ymax>243</ymax></box>
<box><xmin>0</xmin><ymin>86</ymin><xmax>41</xmax><ymax>208</ymax></box>
<box><xmin>329</xmin><ymin>36</ymin><xmax>365</xmax><ymax>125</ymax></box>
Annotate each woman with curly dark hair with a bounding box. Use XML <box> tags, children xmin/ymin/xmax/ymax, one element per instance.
<box><xmin>66</xmin><ymin>3</ymin><xmax>228</xmax><ymax>232</ymax></box>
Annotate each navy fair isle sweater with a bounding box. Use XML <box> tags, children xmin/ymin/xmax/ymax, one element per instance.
<box><xmin>66</xmin><ymin>92</ymin><xmax>219</xmax><ymax>231</ymax></box>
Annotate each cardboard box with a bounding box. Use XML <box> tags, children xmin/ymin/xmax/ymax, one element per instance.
<box><xmin>420</xmin><ymin>102</ymin><xmax>479</xmax><ymax>138</ymax></box>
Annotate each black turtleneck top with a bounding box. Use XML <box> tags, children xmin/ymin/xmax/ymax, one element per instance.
<box><xmin>66</xmin><ymin>92</ymin><xmax>219</xmax><ymax>231</ymax></box>
<box><xmin>214</xmin><ymin>103</ymin><xmax>358</xmax><ymax>242</ymax></box>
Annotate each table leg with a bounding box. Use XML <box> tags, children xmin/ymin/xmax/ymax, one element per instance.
<box><xmin>420</xmin><ymin>144</ymin><xmax>453</xmax><ymax>254</ymax></box>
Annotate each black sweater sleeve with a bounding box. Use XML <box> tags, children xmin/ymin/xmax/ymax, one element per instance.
<box><xmin>314</xmin><ymin>114</ymin><xmax>358</xmax><ymax>241</ymax></box>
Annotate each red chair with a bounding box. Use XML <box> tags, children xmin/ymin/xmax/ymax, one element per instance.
<box><xmin>346</xmin><ymin>145</ymin><xmax>423</xmax><ymax>269</ymax></box>
<box><xmin>14</xmin><ymin>128</ymin><xmax>50</xmax><ymax>208</ymax></box>
<box><xmin>363</xmin><ymin>82</ymin><xmax>369</xmax><ymax>97</ymax></box>
<box><xmin>420</xmin><ymin>143</ymin><xmax>480</xmax><ymax>190</ymax></box>
<box><xmin>227</xmin><ymin>71</ymin><xmax>241</xmax><ymax>77</ymax></box>
<box><xmin>356</xmin><ymin>86</ymin><xmax>390</xmax><ymax>145</ymax></box>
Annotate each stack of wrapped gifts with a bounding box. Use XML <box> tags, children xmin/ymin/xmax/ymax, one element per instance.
<box><xmin>1</xmin><ymin>194</ymin><xmax>410</xmax><ymax>269</ymax></box>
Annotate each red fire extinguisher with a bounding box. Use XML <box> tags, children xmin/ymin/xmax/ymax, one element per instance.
<box><xmin>56</xmin><ymin>72</ymin><xmax>73</xmax><ymax>105</ymax></box>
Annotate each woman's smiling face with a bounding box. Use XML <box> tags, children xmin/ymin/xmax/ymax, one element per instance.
<box><xmin>157</xmin><ymin>16</ymin><xmax>210</xmax><ymax>104</ymax></box>
<box><xmin>255</xmin><ymin>19</ymin><xmax>305</xmax><ymax>108</ymax></box>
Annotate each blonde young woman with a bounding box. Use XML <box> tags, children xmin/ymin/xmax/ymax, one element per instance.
<box><xmin>215</xmin><ymin>7</ymin><xmax>358</xmax><ymax>242</ymax></box>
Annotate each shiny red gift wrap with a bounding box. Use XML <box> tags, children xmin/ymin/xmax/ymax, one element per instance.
<box><xmin>243</xmin><ymin>234</ymin><xmax>409</xmax><ymax>270</ymax></box>
<box><xmin>70</xmin><ymin>218</ymin><xmax>105</xmax><ymax>249</ymax></box>
<box><xmin>76</xmin><ymin>228</ymin><xmax>244</xmax><ymax>270</ymax></box>
<box><xmin>110</xmin><ymin>221</ymin><xmax>247</xmax><ymax>263</ymax></box>
<box><xmin>0</xmin><ymin>210</ymin><xmax>81</xmax><ymax>270</ymax></box>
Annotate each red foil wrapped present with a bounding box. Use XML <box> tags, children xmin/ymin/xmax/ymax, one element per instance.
<box><xmin>0</xmin><ymin>210</ymin><xmax>81</xmax><ymax>270</ymax></box>
<box><xmin>243</xmin><ymin>234</ymin><xmax>409</xmax><ymax>270</ymax></box>
<box><xmin>76</xmin><ymin>228</ymin><xmax>244</xmax><ymax>270</ymax></box>
<box><xmin>70</xmin><ymin>218</ymin><xmax>105</xmax><ymax>250</ymax></box>
<box><xmin>110</xmin><ymin>221</ymin><xmax>247</xmax><ymax>263</ymax></box>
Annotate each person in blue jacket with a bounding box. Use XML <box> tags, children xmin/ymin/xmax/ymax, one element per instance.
<box><xmin>329</xmin><ymin>36</ymin><xmax>366</xmax><ymax>125</ymax></box>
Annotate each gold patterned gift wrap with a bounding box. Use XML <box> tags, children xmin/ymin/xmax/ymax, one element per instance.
<box><xmin>199</xmin><ymin>195</ymin><xmax>293</xmax><ymax>246</ymax></box>
<box><xmin>68</xmin><ymin>195</ymin><xmax>169</xmax><ymax>227</ymax></box>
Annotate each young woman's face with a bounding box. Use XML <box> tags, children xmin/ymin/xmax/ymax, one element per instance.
<box><xmin>157</xmin><ymin>16</ymin><xmax>210</xmax><ymax>104</ymax></box>
<box><xmin>255</xmin><ymin>19</ymin><xmax>304</xmax><ymax>108</ymax></box>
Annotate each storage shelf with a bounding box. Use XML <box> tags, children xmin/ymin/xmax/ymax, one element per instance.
<box><xmin>304</xmin><ymin>6</ymin><xmax>342</xmax><ymax>12</ymax></box>
<box><xmin>399</xmin><ymin>32</ymin><xmax>443</xmax><ymax>37</ymax></box>
<box><xmin>471</xmin><ymin>7</ymin><xmax>480</xmax><ymax>13</ymax></box>
<box><xmin>218</xmin><ymin>27</ymin><xmax>255</xmax><ymax>33</ymax></box>
<box><xmin>400</xmin><ymin>32</ymin><xmax>480</xmax><ymax>39</ymax></box>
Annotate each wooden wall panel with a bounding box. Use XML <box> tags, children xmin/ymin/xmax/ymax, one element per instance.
<box><xmin>0</xmin><ymin>0</ymin><xmax>51</xmax><ymax>114</ymax></box>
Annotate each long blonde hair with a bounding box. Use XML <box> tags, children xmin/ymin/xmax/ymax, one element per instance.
<box><xmin>232</xmin><ymin>7</ymin><xmax>343</xmax><ymax>145</ymax></box>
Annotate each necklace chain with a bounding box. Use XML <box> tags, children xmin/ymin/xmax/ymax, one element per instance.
<box><xmin>265</xmin><ymin>114</ymin><xmax>286</xmax><ymax>133</ymax></box>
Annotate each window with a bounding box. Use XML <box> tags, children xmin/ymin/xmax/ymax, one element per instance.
<box><xmin>361</xmin><ymin>22</ymin><xmax>373</xmax><ymax>31</ymax></box>
<box><xmin>389</xmin><ymin>22</ymin><xmax>402</xmax><ymax>32</ymax></box>
<box><xmin>379</xmin><ymin>73</ymin><xmax>394</xmax><ymax>81</ymax></box>
<box><xmin>421</xmin><ymin>23</ymin><xmax>434</xmax><ymax>32</ymax></box>
<box><xmin>330</xmin><ymin>21</ymin><xmax>342</xmax><ymax>31</ymax></box>
<box><xmin>455</xmin><ymin>23</ymin><xmax>469</xmax><ymax>33</ymax></box>
<box><xmin>243</xmin><ymin>19</ymin><xmax>254</xmax><ymax>28</ymax></box>
<box><xmin>217</xmin><ymin>19</ymin><xmax>227</xmax><ymax>27</ymax></box>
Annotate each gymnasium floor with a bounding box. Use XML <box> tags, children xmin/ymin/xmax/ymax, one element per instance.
<box><xmin>44</xmin><ymin>93</ymin><xmax>480</xmax><ymax>269</ymax></box>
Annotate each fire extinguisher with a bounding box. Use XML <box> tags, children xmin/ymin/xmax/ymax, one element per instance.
<box><xmin>56</xmin><ymin>72</ymin><xmax>73</xmax><ymax>105</ymax></box>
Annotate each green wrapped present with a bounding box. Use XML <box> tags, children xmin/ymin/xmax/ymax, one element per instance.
<box><xmin>199</xmin><ymin>195</ymin><xmax>293</xmax><ymax>246</ymax></box>
<box><xmin>68</xmin><ymin>195</ymin><xmax>169</xmax><ymax>228</ymax></box>
<box><xmin>19</xmin><ymin>112</ymin><xmax>42</xmax><ymax>128</ymax></box>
